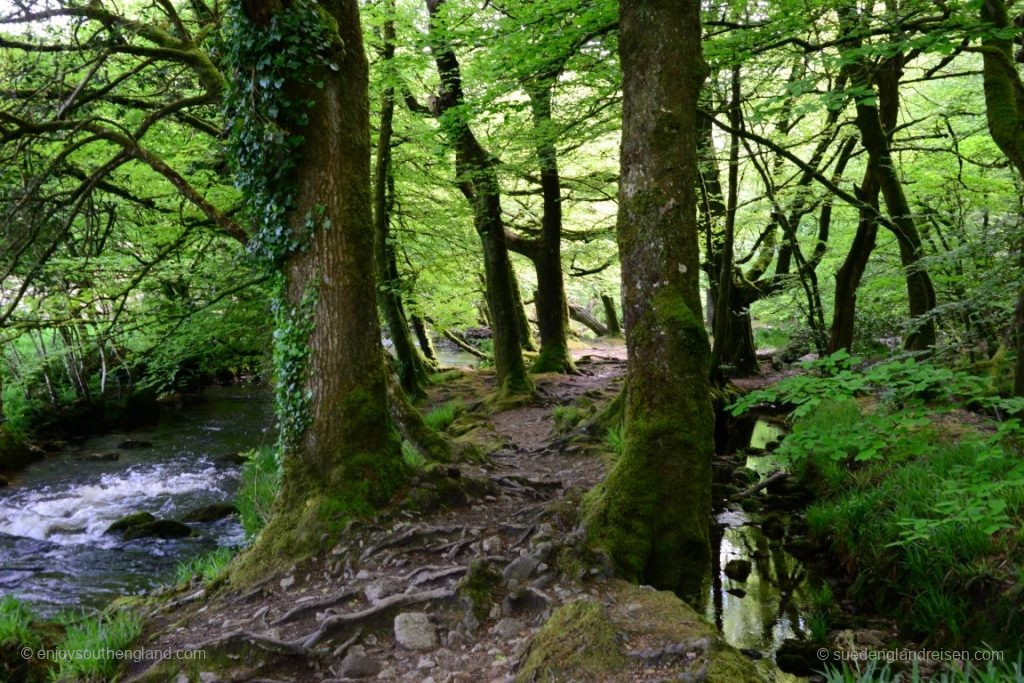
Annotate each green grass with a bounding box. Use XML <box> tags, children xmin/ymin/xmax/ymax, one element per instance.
<box><xmin>789</xmin><ymin>399</ymin><xmax>1024</xmax><ymax>649</ymax></box>
<box><xmin>174</xmin><ymin>546</ymin><xmax>235</xmax><ymax>585</ymax></box>
<box><xmin>552</xmin><ymin>405</ymin><xmax>584</xmax><ymax>432</ymax></box>
<box><xmin>0</xmin><ymin>595</ymin><xmax>40</xmax><ymax>649</ymax></box>
<box><xmin>401</xmin><ymin>439</ymin><xmax>428</xmax><ymax>469</ymax></box>
<box><xmin>822</xmin><ymin>658</ymin><xmax>1024</xmax><ymax>682</ymax></box>
<box><xmin>51</xmin><ymin>610</ymin><xmax>142</xmax><ymax>682</ymax></box>
<box><xmin>424</xmin><ymin>399</ymin><xmax>464</xmax><ymax>432</ymax></box>
<box><xmin>236</xmin><ymin>447</ymin><xmax>280</xmax><ymax>539</ymax></box>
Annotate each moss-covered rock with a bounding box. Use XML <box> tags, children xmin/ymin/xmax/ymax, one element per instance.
<box><xmin>516</xmin><ymin>581</ymin><xmax>764</xmax><ymax>682</ymax></box>
<box><xmin>0</xmin><ymin>427</ymin><xmax>37</xmax><ymax>471</ymax></box>
<box><xmin>106</xmin><ymin>511</ymin><xmax>157</xmax><ymax>534</ymax></box>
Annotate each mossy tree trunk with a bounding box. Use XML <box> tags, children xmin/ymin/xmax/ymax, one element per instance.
<box><xmin>526</xmin><ymin>81</ymin><xmax>576</xmax><ymax>373</ymax></box>
<box><xmin>410</xmin><ymin>314</ymin><xmax>440</xmax><ymax>367</ymax></box>
<box><xmin>508</xmin><ymin>261</ymin><xmax>536</xmax><ymax>352</ymax></box>
<box><xmin>232</xmin><ymin>0</ymin><xmax>405</xmax><ymax>577</ymax></box>
<box><xmin>373</xmin><ymin>2</ymin><xmax>431</xmax><ymax>398</ymax></box>
<box><xmin>841</xmin><ymin>10</ymin><xmax>937</xmax><ymax>352</ymax></box>
<box><xmin>583</xmin><ymin>0</ymin><xmax>714</xmax><ymax>600</ymax></box>
<box><xmin>978</xmin><ymin>0</ymin><xmax>1024</xmax><ymax>395</ymax></box>
<box><xmin>828</xmin><ymin>168</ymin><xmax>879</xmax><ymax>353</ymax></box>
<box><xmin>425</xmin><ymin>0</ymin><xmax>533</xmax><ymax>398</ymax></box>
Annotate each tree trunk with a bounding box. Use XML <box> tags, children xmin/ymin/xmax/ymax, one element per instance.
<box><xmin>601</xmin><ymin>294</ymin><xmax>622</xmax><ymax>336</ymax></box>
<box><xmin>569</xmin><ymin>305</ymin><xmax>608</xmax><ymax>337</ymax></box>
<box><xmin>232</xmin><ymin>0</ymin><xmax>405</xmax><ymax>578</ymax></box>
<box><xmin>374</xmin><ymin>4</ymin><xmax>430</xmax><ymax>397</ymax></box>
<box><xmin>979</xmin><ymin>0</ymin><xmax>1024</xmax><ymax>395</ymax></box>
<box><xmin>829</xmin><ymin>169</ymin><xmax>880</xmax><ymax>353</ymax></box>
<box><xmin>528</xmin><ymin>83</ymin><xmax>576</xmax><ymax>373</ymax></box>
<box><xmin>508</xmin><ymin>261</ymin><xmax>536</xmax><ymax>352</ymax></box>
<box><xmin>583</xmin><ymin>0</ymin><xmax>713</xmax><ymax>600</ymax></box>
<box><xmin>426</xmin><ymin>0</ymin><xmax>532</xmax><ymax>398</ymax></box>
<box><xmin>410</xmin><ymin>314</ymin><xmax>440</xmax><ymax>366</ymax></box>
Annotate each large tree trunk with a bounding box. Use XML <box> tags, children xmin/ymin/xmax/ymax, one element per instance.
<box><xmin>374</xmin><ymin>5</ymin><xmax>431</xmax><ymax>398</ymax></box>
<box><xmin>979</xmin><ymin>0</ymin><xmax>1024</xmax><ymax>394</ymax></box>
<box><xmin>829</xmin><ymin>169</ymin><xmax>880</xmax><ymax>353</ymax></box>
<box><xmin>426</xmin><ymin>0</ymin><xmax>532</xmax><ymax>398</ymax></box>
<box><xmin>232</xmin><ymin>0</ymin><xmax>405</xmax><ymax>579</ymax></box>
<box><xmin>528</xmin><ymin>83</ymin><xmax>577</xmax><ymax>373</ymax></box>
<box><xmin>583</xmin><ymin>0</ymin><xmax>713</xmax><ymax>600</ymax></box>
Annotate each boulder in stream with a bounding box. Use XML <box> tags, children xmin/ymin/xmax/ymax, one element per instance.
<box><xmin>106</xmin><ymin>511</ymin><xmax>156</xmax><ymax>534</ymax></box>
<box><xmin>117</xmin><ymin>439</ymin><xmax>153</xmax><ymax>449</ymax></box>
<box><xmin>80</xmin><ymin>451</ymin><xmax>120</xmax><ymax>462</ymax></box>
<box><xmin>123</xmin><ymin>519</ymin><xmax>193</xmax><ymax>540</ymax></box>
<box><xmin>182</xmin><ymin>503</ymin><xmax>238</xmax><ymax>523</ymax></box>
<box><xmin>724</xmin><ymin>559</ymin><xmax>752</xmax><ymax>582</ymax></box>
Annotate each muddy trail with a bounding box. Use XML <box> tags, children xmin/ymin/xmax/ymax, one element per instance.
<box><xmin>124</xmin><ymin>345</ymin><xmax>773</xmax><ymax>682</ymax></box>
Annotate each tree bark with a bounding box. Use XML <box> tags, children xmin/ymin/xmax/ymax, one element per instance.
<box><xmin>410</xmin><ymin>314</ymin><xmax>440</xmax><ymax>366</ymax></box>
<box><xmin>569</xmin><ymin>304</ymin><xmax>608</xmax><ymax>337</ymax></box>
<box><xmin>374</xmin><ymin>2</ymin><xmax>431</xmax><ymax>397</ymax></box>
<box><xmin>601</xmin><ymin>294</ymin><xmax>621</xmax><ymax>336</ymax></box>
<box><xmin>425</xmin><ymin>0</ymin><xmax>533</xmax><ymax>398</ymax></box>
<box><xmin>583</xmin><ymin>0</ymin><xmax>713</xmax><ymax>600</ymax></box>
<box><xmin>232</xmin><ymin>0</ymin><xmax>405</xmax><ymax>578</ymax></box>
<box><xmin>829</xmin><ymin>168</ymin><xmax>880</xmax><ymax>353</ymax></box>
<box><xmin>527</xmin><ymin>83</ymin><xmax>576</xmax><ymax>373</ymax></box>
<box><xmin>979</xmin><ymin>0</ymin><xmax>1024</xmax><ymax>394</ymax></box>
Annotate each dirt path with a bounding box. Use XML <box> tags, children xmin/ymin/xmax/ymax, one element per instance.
<box><xmin>127</xmin><ymin>344</ymin><xmax>631</xmax><ymax>682</ymax></box>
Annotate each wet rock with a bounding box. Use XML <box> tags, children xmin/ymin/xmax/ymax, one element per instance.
<box><xmin>776</xmin><ymin>639</ymin><xmax>827</xmax><ymax>676</ymax></box>
<box><xmin>117</xmin><ymin>439</ymin><xmax>153</xmax><ymax>449</ymax></box>
<box><xmin>182</xmin><ymin>503</ymin><xmax>238</xmax><ymax>523</ymax></box>
<box><xmin>0</xmin><ymin>475</ymin><xmax>8</xmax><ymax>488</ymax></box>
<box><xmin>503</xmin><ymin>554</ymin><xmax>540</xmax><ymax>583</ymax></box>
<box><xmin>416</xmin><ymin>656</ymin><xmax>436</xmax><ymax>669</ymax></box>
<box><xmin>502</xmin><ymin>587</ymin><xmax>550</xmax><ymax>618</ymax></box>
<box><xmin>106</xmin><ymin>511</ymin><xmax>156</xmax><ymax>534</ymax></box>
<box><xmin>731</xmin><ymin>467</ymin><xmax>759</xmax><ymax>486</ymax></box>
<box><xmin>123</xmin><ymin>519</ymin><xmax>193</xmax><ymax>540</ymax></box>
<box><xmin>198</xmin><ymin>673</ymin><xmax>221</xmax><ymax>683</ymax></box>
<box><xmin>338</xmin><ymin>646</ymin><xmax>379</xmax><ymax>678</ymax></box>
<box><xmin>217</xmin><ymin>451</ymin><xmax>247</xmax><ymax>466</ymax></box>
<box><xmin>80</xmin><ymin>452</ymin><xmax>120</xmax><ymax>462</ymax></box>
<box><xmin>726</xmin><ymin>588</ymin><xmax>747</xmax><ymax>598</ymax></box>
<box><xmin>491</xmin><ymin>617</ymin><xmax>525</xmax><ymax>639</ymax></box>
<box><xmin>394</xmin><ymin>612</ymin><xmax>438</xmax><ymax>651</ymax></box>
<box><xmin>724</xmin><ymin>559</ymin><xmax>752</xmax><ymax>582</ymax></box>
<box><xmin>761</xmin><ymin>514</ymin><xmax>785</xmax><ymax>539</ymax></box>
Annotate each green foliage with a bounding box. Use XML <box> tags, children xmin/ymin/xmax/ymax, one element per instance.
<box><xmin>174</xmin><ymin>547</ymin><xmax>235</xmax><ymax>585</ymax></box>
<box><xmin>0</xmin><ymin>596</ymin><xmax>40</xmax><ymax>650</ymax></box>
<box><xmin>795</xmin><ymin>399</ymin><xmax>1024</xmax><ymax>645</ymax></box>
<box><xmin>51</xmin><ymin>610</ymin><xmax>142</xmax><ymax>682</ymax></box>
<box><xmin>730</xmin><ymin>352</ymin><xmax>1018</xmax><ymax>419</ymax></box>
<box><xmin>552</xmin><ymin>405</ymin><xmax>584</xmax><ymax>432</ymax></box>
<box><xmin>821</xmin><ymin>658</ymin><xmax>1024</xmax><ymax>683</ymax></box>
<box><xmin>237</xmin><ymin>447</ymin><xmax>281</xmax><ymax>539</ymax></box>
<box><xmin>606</xmin><ymin>423</ymin><xmax>625</xmax><ymax>456</ymax></box>
<box><xmin>270</xmin><ymin>279</ymin><xmax>319</xmax><ymax>452</ymax></box>
<box><xmin>424</xmin><ymin>399</ymin><xmax>464</xmax><ymax>432</ymax></box>
<box><xmin>401</xmin><ymin>439</ymin><xmax>428</xmax><ymax>469</ymax></box>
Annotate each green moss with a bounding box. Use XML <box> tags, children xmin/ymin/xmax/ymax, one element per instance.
<box><xmin>0</xmin><ymin>426</ymin><xmax>33</xmax><ymax>471</ymax></box>
<box><xmin>582</xmin><ymin>414</ymin><xmax>712</xmax><ymax>596</ymax></box>
<box><xmin>531</xmin><ymin>342</ymin><xmax>576</xmax><ymax>374</ymax></box>
<box><xmin>516</xmin><ymin>601</ymin><xmax>627</xmax><ymax>681</ymax></box>
<box><xmin>458</xmin><ymin>560</ymin><xmax>503</xmax><ymax>620</ymax></box>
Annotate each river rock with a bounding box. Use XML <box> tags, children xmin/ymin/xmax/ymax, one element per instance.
<box><xmin>217</xmin><ymin>451</ymin><xmax>248</xmax><ymax>466</ymax></box>
<box><xmin>123</xmin><ymin>519</ymin><xmax>193</xmax><ymax>540</ymax></box>
<box><xmin>503</xmin><ymin>554</ymin><xmax>540</xmax><ymax>583</ymax></box>
<box><xmin>0</xmin><ymin>475</ymin><xmax>8</xmax><ymax>488</ymax></box>
<box><xmin>724</xmin><ymin>559</ymin><xmax>752</xmax><ymax>582</ymax></box>
<box><xmin>106</xmin><ymin>511</ymin><xmax>156</xmax><ymax>534</ymax></box>
<box><xmin>394</xmin><ymin>612</ymin><xmax>438</xmax><ymax>650</ymax></box>
<box><xmin>338</xmin><ymin>646</ymin><xmax>379</xmax><ymax>678</ymax></box>
<box><xmin>117</xmin><ymin>439</ymin><xmax>153</xmax><ymax>449</ymax></box>
<box><xmin>79</xmin><ymin>451</ymin><xmax>120</xmax><ymax>462</ymax></box>
<box><xmin>761</xmin><ymin>514</ymin><xmax>785</xmax><ymax>539</ymax></box>
<box><xmin>776</xmin><ymin>638</ymin><xmax>827</xmax><ymax>676</ymax></box>
<box><xmin>182</xmin><ymin>503</ymin><xmax>238</xmax><ymax>522</ymax></box>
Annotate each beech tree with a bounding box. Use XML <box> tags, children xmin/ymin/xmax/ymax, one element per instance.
<box><xmin>227</xmin><ymin>0</ymin><xmax>406</xmax><ymax>575</ymax></box>
<box><xmin>583</xmin><ymin>0</ymin><xmax>714</xmax><ymax>598</ymax></box>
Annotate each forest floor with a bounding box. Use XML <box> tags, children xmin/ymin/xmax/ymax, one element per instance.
<box><xmin>122</xmin><ymin>341</ymin><xmax>763</xmax><ymax>683</ymax></box>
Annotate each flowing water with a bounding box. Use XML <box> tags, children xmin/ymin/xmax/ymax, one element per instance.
<box><xmin>709</xmin><ymin>415</ymin><xmax>817</xmax><ymax>681</ymax></box>
<box><xmin>0</xmin><ymin>387</ymin><xmax>273</xmax><ymax>616</ymax></box>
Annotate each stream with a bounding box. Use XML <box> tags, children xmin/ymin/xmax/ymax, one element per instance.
<box><xmin>0</xmin><ymin>386</ymin><xmax>273</xmax><ymax>616</ymax></box>
<box><xmin>709</xmin><ymin>416</ymin><xmax>820</xmax><ymax>681</ymax></box>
